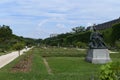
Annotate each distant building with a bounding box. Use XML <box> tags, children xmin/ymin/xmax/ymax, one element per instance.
<box><xmin>87</xmin><ymin>17</ymin><xmax>120</xmax><ymax>30</ymax></box>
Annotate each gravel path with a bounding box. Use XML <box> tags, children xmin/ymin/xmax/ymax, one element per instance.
<box><xmin>0</xmin><ymin>48</ymin><xmax>32</xmax><ymax>69</ymax></box>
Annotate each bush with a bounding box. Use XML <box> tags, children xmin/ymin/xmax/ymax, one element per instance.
<box><xmin>101</xmin><ymin>28</ymin><xmax>113</xmax><ymax>47</ymax></box>
<box><xmin>74</xmin><ymin>42</ymin><xmax>87</xmax><ymax>48</ymax></box>
<box><xmin>115</xmin><ymin>40</ymin><xmax>120</xmax><ymax>50</ymax></box>
<box><xmin>99</xmin><ymin>62</ymin><xmax>120</xmax><ymax>80</ymax></box>
<box><xmin>13</xmin><ymin>42</ymin><xmax>25</xmax><ymax>56</ymax></box>
<box><xmin>111</xmin><ymin>23</ymin><xmax>120</xmax><ymax>44</ymax></box>
<box><xmin>13</xmin><ymin>42</ymin><xmax>25</xmax><ymax>50</ymax></box>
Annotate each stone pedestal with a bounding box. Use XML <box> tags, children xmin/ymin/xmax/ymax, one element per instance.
<box><xmin>85</xmin><ymin>49</ymin><xmax>111</xmax><ymax>64</ymax></box>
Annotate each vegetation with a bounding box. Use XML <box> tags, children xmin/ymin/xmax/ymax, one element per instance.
<box><xmin>99</xmin><ymin>62</ymin><xmax>120</xmax><ymax>80</ymax></box>
<box><xmin>13</xmin><ymin>42</ymin><xmax>25</xmax><ymax>56</ymax></box>
<box><xmin>42</xmin><ymin>23</ymin><xmax>120</xmax><ymax>49</ymax></box>
<box><xmin>40</xmin><ymin>47</ymin><xmax>86</xmax><ymax>57</ymax></box>
<box><xmin>0</xmin><ymin>25</ymin><xmax>42</xmax><ymax>54</ymax></box>
<box><xmin>1</xmin><ymin>22</ymin><xmax>120</xmax><ymax>50</ymax></box>
<box><xmin>101</xmin><ymin>28</ymin><xmax>113</xmax><ymax>47</ymax></box>
<box><xmin>0</xmin><ymin>47</ymin><xmax>101</xmax><ymax>80</ymax></box>
<box><xmin>0</xmin><ymin>25</ymin><xmax>12</xmax><ymax>52</ymax></box>
<box><xmin>43</xmin><ymin>26</ymin><xmax>91</xmax><ymax>48</ymax></box>
<box><xmin>115</xmin><ymin>41</ymin><xmax>120</xmax><ymax>50</ymax></box>
<box><xmin>112</xmin><ymin>23</ymin><xmax>120</xmax><ymax>44</ymax></box>
<box><xmin>0</xmin><ymin>47</ymin><xmax>120</xmax><ymax>80</ymax></box>
<box><xmin>72</xmin><ymin>26</ymin><xmax>85</xmax><ymax>33</ymax></box>
<box><xmin>0</xmin><ymin>22</ymin><xmax>120</xmax><ymax>80</ymax></box>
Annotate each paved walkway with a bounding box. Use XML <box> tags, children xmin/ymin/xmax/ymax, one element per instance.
<box><xmin>0</xmin><ymin>48</ymin><xmax>32</xmax><ymax>69</ymax></box>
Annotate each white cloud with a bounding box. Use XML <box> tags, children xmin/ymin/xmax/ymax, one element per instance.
<box><xmin>86</xmin><ymin>23</ymin><xmax>93</xmax><ymax>27</ymax></box>
<box><xmin>38</xmin><ymin>19</ymin><xmax>50</xmax><ymax>27</ymax></box>
<box><xmin>56</xmin><ymin>24</ymin><xmax>66</xmax><ymax>29</ymax></box>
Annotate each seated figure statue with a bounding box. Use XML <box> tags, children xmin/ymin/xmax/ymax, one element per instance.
<box><xmin>89</xmin><ymin>26</ymin><xmax>107</xmax><ymax>49</ymax></box>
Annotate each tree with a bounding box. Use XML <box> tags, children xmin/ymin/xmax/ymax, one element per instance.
<box><xmin>72</xmin><ymin>26</ymin><xmax>85</xmax><ymax>33</ymax></box>
<box><xmin>0</xmin><ymin>25</ymin><xmax>12</xmax><ymax>40</ymax></box>
<box><xmin>111</xmin><ymin>23</ymin><xmax>120</xmax><ymax>44</ymax></box>
<box><xmin>0</xmin><ymin>24</ymin><xmax>37</xmax><ymax>52</ymax></box>
<box><xmin>0</xmin><ymin>25</ymin><xmax>13</xmax><ymax>51</ymax></box>
<box><xmin>74</xmin><ymin>42</ymin><xmax>86</xmax><ymax>48</ymax></box>
<box><xmin>13</xmin><ymin>42</ymin><xmax>25</xmax><ymax>56</ymax></box>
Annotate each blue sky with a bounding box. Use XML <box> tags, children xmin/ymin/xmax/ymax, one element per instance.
<box><xmin>0</xmin><ymin>0</ymin><xmax>120</xmax><ymax>39</ymax></box>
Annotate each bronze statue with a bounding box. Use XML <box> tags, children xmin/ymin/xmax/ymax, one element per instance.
<box><xmin>89</xmin><ymin>26</ymin><xmax>107</xmax><ymax>49</ymax></box>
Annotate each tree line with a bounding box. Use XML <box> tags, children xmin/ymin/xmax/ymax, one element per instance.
<box><xmin>0</xmin><ymin>25</ymin><xmax>40</xmax><ymax>52</ymax></box>
<box><xmin>41</xmin><ymin>23</ymin><xmax>120</xmax><ymax>49</ymax></box>
<box><xmin>1</xmin><ymin>23</ymin><xmax>120</xmax><ymax>51</ymax></box>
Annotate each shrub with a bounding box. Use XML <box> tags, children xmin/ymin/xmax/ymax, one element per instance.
<box><xmin>74</xmin><ymin>42</ymin><xmax>87</xmax><ymax>48</ymax></box>
<box><xmin>99</xmin><ymin>62</ymin><xmax>120</xmax><ymax>80</ymax></box>
<box><xmin>111</xmin><ymin>23</ymin><xmax>120</xmax><ymax>44</ymax></box>
<box><xmin>13</xmin><ymin>42</ymin><xmax>25</xmax><ymax>56</ymax></box>
<box><xmin>115</xmin><ymin>40</ymin><xmax>120</xmax><ymax>50</ymax></box>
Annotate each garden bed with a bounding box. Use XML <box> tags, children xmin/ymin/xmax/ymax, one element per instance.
<box><xmin>11</xmin><ymin>53</ymin><xmax>33</xmax><ymax>72</ymax></box>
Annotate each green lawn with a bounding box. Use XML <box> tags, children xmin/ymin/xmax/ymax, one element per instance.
<box><xmin>46</xmin><ymin>57</ymin><xmax>100</xmax><ymax>80</ymax></box>
<box><xmin>0</xmin><ymin>47</ymin><xmax>120</xmax><ymax>80</ymax></box>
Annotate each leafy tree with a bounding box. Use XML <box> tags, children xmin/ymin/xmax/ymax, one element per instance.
<box><xmin>0</xmin><ymin>25</ymin><xmax>13</xmax><ymax>51</ymax></box>
<box><xmin>42</xmin><ymin>27</ymin><xmax>91</xmax><ymax>47</ymax></box>
<box><xmin>0</xmin><ymin>24</ymin><xmax>39</xmax><ymax>52</ymax></box>
<box><xmin>101</xmin><ymin>28</ymin><xmax>113</xmax><ymax>47</ymax></box>
<box><xmin>0</xmin><ymin>25</ymin><xmax>12</xmax><ymax>39</ymax></box>
<box><xmin>74</xmin><ymin>42</ymin><xmax>87</xmax><ymax>48</ymax></box>
<box><xmin>111</xmin><ymin>23</ymin><xmax>120</xmax><ymax>44</ymax></box>
<box><xmin>72</xmin><ymin>26</ymin><xmax>85</xmax><ymax>33</ymax></box>
<box><xmin>13</xmin><ymin>42</ymin><xmax>25</xmax><ymax>56</ymax></box>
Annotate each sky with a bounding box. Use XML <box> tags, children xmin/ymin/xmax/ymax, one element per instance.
<box><xmin>0</xmin><ymin>0</ymin><xmax>120</xmax><ymax>39</ymax></box>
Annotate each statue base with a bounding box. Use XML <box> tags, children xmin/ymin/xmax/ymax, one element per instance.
<box><xmin>85</xmin><ymin>49</ymin><xmax>111</xmax><ymax>64</ymax></box>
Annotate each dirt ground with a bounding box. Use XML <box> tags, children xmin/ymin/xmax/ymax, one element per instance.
<box><xmin>11</xmin><ymin>54</ymin><xmax>33</xmax><ymax>72</ymax></box>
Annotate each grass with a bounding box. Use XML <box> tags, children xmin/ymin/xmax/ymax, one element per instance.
<box><xmin>40</xmin><ymin>47</ymin><xmax>86</xmax><ymax>57</ymax></box>
<box><xmin>0</xmin><ymin>47</ymin><xmax>120</xmax><ymax>80</ymax></box>
<box><xmin>47</xmin><ymin>57</ymin><xmax>99</xmax><ymax>74</ymax></box>
<box><xmin>46</xmin><ymin>57</ymin><xmax>100</xmax><ymax>80</ymax></box>
<box><xmin>0</xmin><ymin>50</ymin><xmax>13</xmax><ymax>56</ymax></box>
<box><xmin>0</xmin><ymin>52</ymin><xmax>4</xmax><ymax>56</ymax></box>
<box><xmin>0</xmin><ymin>48</ymin><xmax>48</xmax><ymax>80</ymax></box>
<box><xmin>110</xmin><ymin>52</ymin><xmax>120</xmax><ymax>61</ymax></box>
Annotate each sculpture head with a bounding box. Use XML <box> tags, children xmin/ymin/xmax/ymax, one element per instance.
<box><xmin>93</xmin><ymin>26</ymin><xmax>97</xmax><ymax>32</ymax></box>
<box><xmin>90</xmin><ymin>26</ymin><xmax>96</xmax><ymax>32</ymax></box>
